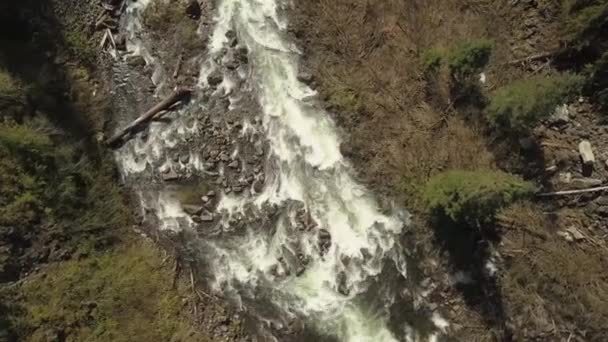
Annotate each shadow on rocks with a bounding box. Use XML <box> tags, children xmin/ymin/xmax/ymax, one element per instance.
<box><xmin>430</xmin><ymin>216</ymin><xmax>512</xmax><ymax>341</ymax></box>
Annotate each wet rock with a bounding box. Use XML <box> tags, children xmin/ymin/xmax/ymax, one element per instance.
<box><xmin>549</xmin><ymin>104</ymin><xmax>571</xmax><ymax>125</ymax></box>
<box><xmin>337</xmin><ymin>272</ymin><xmax>350</xmax><ymax>296</ymax></box>
<box><xmin>201</xmin><ymin>195</ymin><xmax>210</xmax><ymax>203</ymax></box>
<box><xmin>558</xmin><ymin>172</ymin><xmax>572</xmax><ymax>184</ymax></box>
<box><xmin>318</xmin><ymin>229</ymin><xmax>331</xmax><ymax>255</ymax></box>
<box><xmin>183</xmin><ymin>205</ymin><xmax>203</xmax><ymax>216</ymax></box>
<box><xmin>232</xmin><ymin>186</ymin><xmax>243</xmax><ymax>193</ymax></box>
<box><xmin>236</xmin><ymin>46</ymin><xmax>249</xmax><ymax>64</ymax></box>
<box><xmin>252</xmin><ymin>179</ymin><xmax>264</xmax><ymax>193</ymax></box>
<box><xmin>225</xmin><ymin>30</ymin><xmax>237</xmax><ymax>39</ymax></box>
<box><xmin>570</xmin><ymin>178</ymin><xmax>602</xmax><ymax>189</ymax></box>
<box><xmin>228</xmin><ymin>160</ymin><xmax>239</xmax><ymax>168</ymax></box>
<box><xmin>207</xmin><ymin>190</ymin><xmax>216</xmax><ymax>197</ymax></box>
<box><xmin>296</xmin><ymin>71</ymin><xmax>314</xmax><ymax>84</ymax></box>
<box><xmin>339</xmin><ymin>142</ymin><xmax>355</xmax><ymax>158</ymax></box>
<box><xmin>185</xmin><ymin>0</ymin><xmax>201</xmax><ymax>20</ymax></box>
<box><xmin>126</xmin><ymin>55</ymin><xmax>146</xmax><ymax>67</ymax></box>
<box><xmin>200</xmin><ymin>213</ymin><xmax>214</xmax><ymax>222</ymax></box>
<box><xmin>162</xmin><ymin>169</ymin><xmax>179</xmax><ymax>181</ymax></box>
<box><xmin>594</xmin><ymin>205</ymin><xmax>608</xmax><ymax>217</ymax></box>
<box><xmin>179</xmin><ymin>153</ymin><xmax>190</xmax><ymax>164</ymax></box>
<box><xmin>115</xmin><ymin>33</ymin><xmax>126</xmax><ymax>51</ymax></box>
<box><xmin>579</xmin><ymin>140</ymin><xmax>595</xmax><ymax>166</ymax></box>
<box><xmin>566</xmin><ymin>227</ymin><xmax>585</xmax><ymax>241</ymax></box>
<box><xmin>207</xmin><ymin>71</ymin><xmax>224</xmax><ymax>87</ymax></box>
<box><xmin>229</xmin><ymin>37</ymin><xmax>238</xmax><ymax>48</ymax></box>
<box><xmin>254</xmin><ymin>144</ymin><xmax>264</xmax><ymax>157</ymax></box>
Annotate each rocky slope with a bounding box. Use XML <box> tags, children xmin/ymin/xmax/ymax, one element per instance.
<box><xmin>290</xmin><ymin>0</ymin><xmax>608</xmax><ymax>341</ymax></box>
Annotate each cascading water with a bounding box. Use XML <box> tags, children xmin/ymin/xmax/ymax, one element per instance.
<box><xmin>114</xmin><ymin>0</ymin><xmax>444</xmax><ymax>341</ymax></box>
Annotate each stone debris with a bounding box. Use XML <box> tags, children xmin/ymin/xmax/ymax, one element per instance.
<box><xmin>578</xmin><ymin>140</ymin><xmax>595</xmax><ymax>166</ymax></box>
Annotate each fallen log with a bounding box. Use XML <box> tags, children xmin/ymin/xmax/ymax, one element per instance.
<box><xmin>537</xmin><ymin>185</ymin><xmax>608</xmax><ymax>197</ymax></box>
<box><xmin>106</xmin><ymin>87</ymin><xmax>191</xmax><ymax>147</ymax></box>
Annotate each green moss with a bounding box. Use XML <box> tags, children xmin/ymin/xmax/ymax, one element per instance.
<box><xmin>13</xmin><ymin>241</ymin><xmax>209</xmax><ymax>342</ymax></box>
<box><xmin>422</xmin><ymin>170</ymin><xmax>535</xmax><ymax>228</ymax></box>
<box><xmin>486</xmin><ymin>73</ymin><xmax>584</xmax><ymax>132</ymax></box>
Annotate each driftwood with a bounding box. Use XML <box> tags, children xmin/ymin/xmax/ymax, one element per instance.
<box><xmin>537</xmin><ymin>185</ymin><xmax>608</xmax><ymax>197</ymax></box>
<box><xmin>505</xmin><ymin>51</ymin><xmax>559</xmax><ymax>66</ymax></box>
<box><xmin>173</xmin><ymin>52</ymin><xmax>183</xmax><ymax>79</ymax></box>
<box><xmin>106</xmin><ymin>87</ymin><xmax>191</xmax><ymax>147</ymax></box>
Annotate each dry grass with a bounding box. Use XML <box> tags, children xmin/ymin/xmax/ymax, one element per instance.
<box><xmin>294</xmin><ymin>0</ymin><xmax>496</xmax><ymax>203</ymax></box>
<box><xmin>292</xmin><ymin>0</ymin><xmax>608</xmax><ymax>340</ymax></box>
<box><xmin>499</xmin><ymin>202</ymin><xmax>608</xmax><ymax>341</ymax></box>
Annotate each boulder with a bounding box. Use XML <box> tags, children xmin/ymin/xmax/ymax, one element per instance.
<box><xmin>185</xmin><ymin>0</ymin><xmax>201</xmax><ymax>20</ymax></box>
<box><xmin>207</xmin><ymin>70</ymin><xmax>223</xmax><ymax>87</ymax></box>
<box><xmin>549</xmin><ymin>104</ymin><xmax>570</xmax><ymax>125</ymax></box>
<box><xmin>162</xmin><ymin>170</ymin><xmax>179</xmax><ymax>181</ymax></box>
<box><xmin>296</xmin><ymin>71</ymin><xmax>314</xmax><ymax>84</ymax></box>
<box><xmin>126</xmin><ymin>55</ymin><xmax>146</xmax><ymax>67</ymax></box>
<box><xmin>183</xmin><ymin>205</ymin><xmax>203</xmax><ymax>216</ymax></box>
<box><xmin>570</xmin><ymin>178</ymin><xmax>602</xmax><ymax>189</ymax></box>
<box><xmin>566</xmin><ymin>227</ymin><xmax>585</xmax><ymax>241</ymax></box>
<box><xmin>200</xmin><ymin>213</ymin><xmax>214</xmax><ymax>222</ymax></box>
<box><xmin>578</xmin><ymin>140</ymin><xmax>595</xmax><ymax>166</ymax></box>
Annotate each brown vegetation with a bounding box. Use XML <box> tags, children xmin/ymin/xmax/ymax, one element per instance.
<box><xmin>291</xmin><ymin>0</ymin><xmax>608</xmax><ymax>340</ymax></box>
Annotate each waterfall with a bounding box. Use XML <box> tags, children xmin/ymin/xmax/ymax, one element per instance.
<box><xmin>113</xmin><ymin>0</ymin><xmax>444</xmax><ymax>340</ymax></box>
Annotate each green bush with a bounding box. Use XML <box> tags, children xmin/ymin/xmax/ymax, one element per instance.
<box><xmin>561</xmin><ymin>0</ymin><xmax>608</xmax><ymax>48</ymax></box>
<box><xmin>422</xmin><ymin>170</ymin><xmax>535</xmax><ymax>228</ymax></box>
<box><xmin>0</xmin><ymin>119</ymin><xmax>129</xmax><ymax>242</ymax></box>
<box><xmin>12</xmin><ymin>241</ymin><xmax>208</xmax><ymax>342</ymax></box>
<box><xmin>486</xmin><ymin>73</ymin><xmax>584</xmax><ymax>131</ymax></box>
<box><xmin>422</xmin><ymin>39</ymin><xmax>494</xmax><ymax>79</ymax></box>
<box><xmin>446</xmin><ymin>39</ymin><xmax>494</xmax><ymax>80</ymax></box>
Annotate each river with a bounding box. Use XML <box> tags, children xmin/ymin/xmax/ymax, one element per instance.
<box><xmin>113</xmin><ymin>0</ymin><xmax>444</xmax><ymax>340</ymax></box>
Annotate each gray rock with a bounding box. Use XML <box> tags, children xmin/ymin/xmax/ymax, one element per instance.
<box><xmin>570</xmin><ymin>178</ymin><xmax>602</xmax><ymax>189</ymax></box>
<box><xmin>579</xmin><ymin>140</ymin><xmax>595</xmax><ymax>166</ymax></box>
<box><xmin>297</xmin><ymin>71</ymin><xmax>314</xmax><ymax>84</ymax></box>
<box><xmin>179</xmin><ymin>153</ymin><xmax>190</xmax><ymax>164</ymax></box>
<box><xmin>201</xmin><ymin>195</ymin><xmax>210</xmax><ymax>203</ymax></box>
<box><xmin>126</xmin><ymin>55</ymin><xmax>146</xmax><ymax>67</ymax></box>
<box><xmin>207</xmin><ymin>190</ymin><xmax>216</xmax><ymax>197</ymax></box>
<box><xmin>183</xmin><ymin>205</ymin><xmax>203</xmax><ymax>216</ymax></box>
<box><xmin>228</xmin><ymin>160</ymin><xmax>239</xmax><ymax>168</ymax></box>
<box><xmin>253</xmin><ymin>180</ymin><xmax>264</xmax><ymax>193</ymax></box>
<box><xmin>232</xmin><ymin>186</ymin><xmax>243</xmax><ymax>193</ymax></box>
<box><xmin>207</xmin><ymin>71</ymin><xmax>223</xmax><ymax>87</ymax></box>
<box><xmin>225</xmin><ymin>30</ymin><xmax>237</xmax><ymax>39</ymax></box>
<box><xmin>162</xmin><ymin>170</ymin><xmax>179</xmax><ymax>181</ymax></box>
<box><xmin>550</xmin><ymin>104</ymin><xmax>571</xmax><ymax>125</ymax></box>
<box><xmin>236</xmin><ymin>47</ymin><xmax>249</xmax><ymax>64</ymax></box>
<box><xmin>200</xmin><ymin>214</ymin><xmax>214</xmax><ymax>222</ymax></box>
<box><xmin>558</xmin><ymin>172</ymin><xmax>572</xmax><ymax>184</ymax></box>
<box><xmin>566</xmin><ymin>227</ymin><xmax>585</xmax><ymax>241</ymax></box>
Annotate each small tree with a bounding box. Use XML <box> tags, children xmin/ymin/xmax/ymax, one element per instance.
<box><xmin>422</xmin><ymin>39</ymin><xmax>493</xmax><ymax>79</ymax></box>
<box><xmin>486</xmin><ymin>73</ymin><xmax>583</xmax><ymax>132</ymax></box>
<box><xmin>422</xmin><ymin>170</ymin><xmax>535</xmax><ymax>228</ymax></box>
<box><xmin>445</xmin><ymin>39</ymin><xmax>494</xmax><ymax>81</ymax></box>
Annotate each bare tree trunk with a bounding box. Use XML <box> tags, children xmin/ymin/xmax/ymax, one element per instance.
<box><xmin>106</xmin><ymin>87</ymin><xmax>191</xmax><ymax>147</ymax></box>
